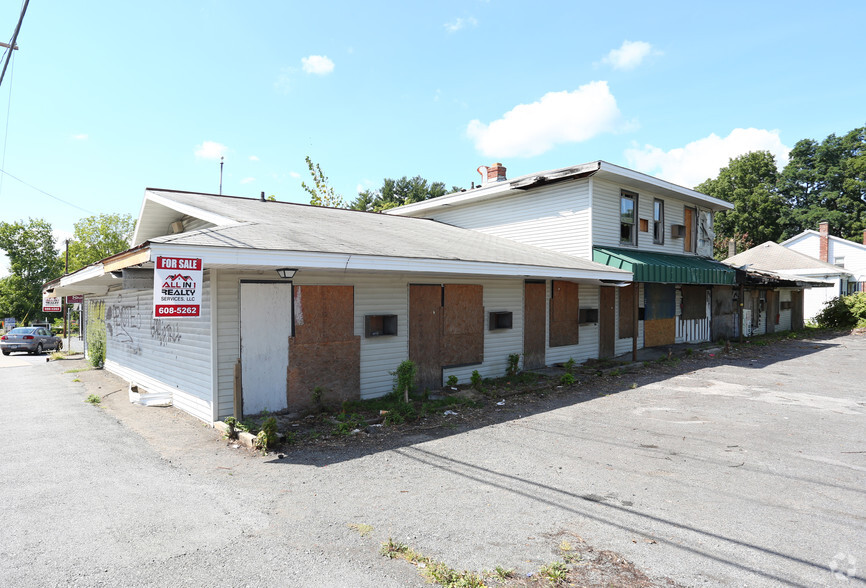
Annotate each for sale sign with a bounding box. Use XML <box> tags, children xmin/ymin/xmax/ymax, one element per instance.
<box><xmin>43</xmin><ymin>295</ymin><xmax>62</xmax><ymax>313</ymax></box>
<box><xmin>153</xmin><ymin>256</ymin><xmax>203</xmax><ymax>317</ymax></box>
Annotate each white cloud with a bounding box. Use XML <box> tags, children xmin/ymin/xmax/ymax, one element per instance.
<box><xmin>72</xmin><ymin>133</ymin><xmax>88</xmax><ymax>141</ymax></box>
<box><xmin>444</xmin><ymin>16</ymin><xmax>478</xmax><ymax>33</ymax></box>
<box><xmin>301</xmin><ymin>55</ymin><xmax>335</xmax><ymax>75</ymax></box>
<box><xmin>624</xmin><ymin>128</ymin><xmax>791</xmax><ymax>188</ymax></box>
<box><xmin>601</xmin><ymin>40</ymin><xmax>659</xmax><ymax>71</ymax></box>
<box><xmin>194</xmin><ymin>141</ymin><xmax>228</xmax><ymax>160</ymax></box>
<box><xmin>289</xmin><ymin>171</ymin><xmax>301</xmax><ymax>179</ymax></box>
<box><xmin>466</xmin><ymin>81</ymin><xmax>631</xmax><ymax>158</ymax></box>
<box><xmin>248</xmin><ymin>155</ymin><xmax>259</xmax><ymax>162</ymax></box>
<box><xmin>240</xmin><ymin>177</ymin><xmax>255</xmax><ymax>184</ymax></box>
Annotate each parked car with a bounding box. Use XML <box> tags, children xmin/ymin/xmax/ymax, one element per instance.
<box><xmin>0</xmin><ymin>327</ymin><xmax>62</xmax><ymax>355</ymax></box>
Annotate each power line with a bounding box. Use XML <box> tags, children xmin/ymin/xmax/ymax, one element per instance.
<box><xmin>0</xmin><ymin>0</ymin><xmax>29</xmax><ymax>89</ymax></box>
<box><xmin>0</xmin><ymin>167</ymin><xmax>94</xmax><ymax>213</ymax></box>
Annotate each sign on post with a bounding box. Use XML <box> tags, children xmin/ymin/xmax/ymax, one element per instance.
<box><xmin>3</xmin><ymin>318</ymin><xmax>15</xmax><ymax>331</ymax></box>
<box><xmin>43</xmin><ymin>295</ymin><xmax>62</xmax><ymax>313</ymax></box>
<box><xmin>66</xmin><ymin>295</ymin><xmax>84</xmax><ymax>304</ymax></box>
<box><xmin>153</xmin><ymin>256</ymin><xmax>203</xmax><ymax>318</ymax></box>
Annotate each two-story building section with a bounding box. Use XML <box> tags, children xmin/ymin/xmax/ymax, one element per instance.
<box><xmin>387</xmin><ymin>161</ymin><xmax>738</xmax><ymax>363</ymax></box>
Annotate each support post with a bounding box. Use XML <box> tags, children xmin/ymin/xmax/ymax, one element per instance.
<box><xmin>233</xmin><ymin>359</ymin><xmax>243</xmax><ymax>419</ymax></box>
<box><xmin>632</xmin><ymin>283</ymin><xmax>639</xmax><ymax>362</ymax></box>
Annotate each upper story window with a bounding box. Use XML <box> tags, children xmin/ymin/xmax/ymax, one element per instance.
<box><xmin>620</xmin><ymin>191</ymin><xmax>637</xmax><ymax>245</ymax></box>
<box><xmin>653</xmin><ymin>199</ymin><xmax>664</xmax><ymax>244</ymax></box>
<box><xmin>834</xmin><ymin>256</ymin><xmax>845</xmax><ymax>268</ymax></box>
<box><xmin>683</xmin><ymin>206</ymin><xmax>696</xmax><ymax>253</ymax></box>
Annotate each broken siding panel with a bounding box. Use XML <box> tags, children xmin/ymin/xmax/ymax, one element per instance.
<box><xmin>423</xmin><ymin>180</ymin><xmax>593</xmax><ymax>259</ymax></box>
<box><xmin>443</xmin><ymin>279</ymin><xmax>524</xmax><ymax>385</ymax></box>
<box><xmin>103</xmin><ymin>274</ymin><xmax>213</xmax><ymax>422</ymax></box>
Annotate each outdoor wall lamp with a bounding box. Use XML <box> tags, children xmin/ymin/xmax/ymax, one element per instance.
<box><xmin>276</xmin><ymin>268</ymin><xmax>298</xmax><ymax>279</ymax></box>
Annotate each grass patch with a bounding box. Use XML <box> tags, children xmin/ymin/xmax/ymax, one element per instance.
<box><xmin>85</xmin><ymin>394</ymin><xmax>101</xmax><ymax>405</ymax></box>
<box><xmin>64</xmin><ymin>367</ymin><xmax>91</xmax><ymax>374</ymax></box>
<box><xmin>347</xmin><ymin>523</ymin><xmax>373</xmax><ymax>537</ymax></box>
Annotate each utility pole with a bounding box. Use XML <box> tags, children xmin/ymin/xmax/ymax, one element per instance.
<box><xmin>219</xmin><ymin>156</ymin><xmax>224</xmax><ymax>195</ymax></box>
<box><xmin>0</xmin><ymin>0</ymin><xmax>29</xmax><ymax>89</ymax></box>
<box><xmin>64</xmin><ymin>239</ymin><xmax>69</xmax><ymax>351</ymax></box>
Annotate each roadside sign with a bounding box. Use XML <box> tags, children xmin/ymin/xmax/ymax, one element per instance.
<box><xmin>3</xmin><ymin>318</ymin><xmax>14</xmax><ymax>330</ymax></box>
<box><xmin>66</xmin><ymin>295</ymin><xmax>84</xmax><ymax>304</ymax></box>
<box><xmin>43</xmin><ymin>295</ymin><xmax>62</xmax><ymax>313</ymax></box>
<box><xmin>153</xmin><ymin>256</ymin><xmax>203</xmax><ymax>318</ymax></box>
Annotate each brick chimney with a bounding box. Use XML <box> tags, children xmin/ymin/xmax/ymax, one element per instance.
<box><xmin>819</xmin><ymin>221</ymin><xmax>829</xmax><ymax>262</ymax></box>
<box><xmin>487</xmin><ymin>162</ymin><xmax>507</xmax><ymax>183</ymax></box>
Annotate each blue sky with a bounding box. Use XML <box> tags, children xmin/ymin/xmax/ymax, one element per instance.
<box><xmin>0</xmin><ymin>0</ymin><xmax>864</xmax><ymax>276</ymax></box>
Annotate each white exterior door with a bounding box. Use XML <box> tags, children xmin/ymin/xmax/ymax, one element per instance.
<box><xmin>240</xmin><ymin>282</ymin><xmax>292</xmax><ymax>415</ymax></box>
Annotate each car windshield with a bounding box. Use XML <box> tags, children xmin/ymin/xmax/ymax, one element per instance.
<box><xmin>9</xmin><ymin>327</ymin><xmax>36</xmax><ymax>334</ymax></box>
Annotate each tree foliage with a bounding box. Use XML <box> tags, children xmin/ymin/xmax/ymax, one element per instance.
<box><xmin>0</xmin><ymin>219</ymin><xmax>63</xmax><ymax>323</ymax></box>
<box><xmin>778</xmin><ymin>126</ymin><xmax>866</xmax><ymax>240</ymax></box>
<box><xmin>302</xmin><ymin>156</ymin><xmax>346</xmax><ymax>208</ymax></box>
<box><xmin>66</xmin><ymin>213</ymin><xmax>135</xmax><ymax>272</ymax></box>
<box><xmin>695</xmin><ymin>151</ymin><xmax>785</xmax><ymax>258</ymax></box>
<box><xmin>698</xmin><ymin>125</ymin><xmax>866</xmax><ymax>258</ymax></box>
<box><xmin>349</xmin><ymin>176</ymin><xmax>457</xmax><ymax>212</ymax></box>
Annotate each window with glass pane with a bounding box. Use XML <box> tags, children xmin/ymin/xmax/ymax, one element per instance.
<box><xmin>620</xmin><ymin>192</ymin><xmax>636</xmax><ymax>244</ymax></box>
<box><xmin>653</xmin><ymin>199</ymin><xmax>664</xmax><ymax>244</ymax></box>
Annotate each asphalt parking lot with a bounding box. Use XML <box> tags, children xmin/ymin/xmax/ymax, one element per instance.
<box><xmin>1</xmin><ymin>332</ymin><xmax>864</xmax><ymax>586</ymax></box>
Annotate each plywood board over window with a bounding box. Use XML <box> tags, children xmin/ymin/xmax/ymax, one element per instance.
<box><xmin>288</xmin><ymin>285</ymin><xmax>360</xmax><ymax>409</ymax></box>
<box><xmin>681</xmin><ymin>286</ymin><xmax>707</xmax><ymax>320</ymax></box>
<box><xmin>549</xmin><ymin>280</ymin><xmax>579</xmax><ymax>347</ymax></box>
<box><xmin>442</xmin><ymin>284</ymin><xmax>484</xmax><ymax>366</ymax></box>
<box><xmin>644</xmin><ymin>283</ymin><xmax>676</xmax><ymax>347</ymax></box>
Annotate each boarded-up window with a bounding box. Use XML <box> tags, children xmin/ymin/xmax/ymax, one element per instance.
<box><xmin>289</xmin><ymin>285</ymin><xmax>360</xmax><ymax>407</ymax></box>
<box><xmin>441</xmin><ymin>284</ymin><xmax>484</xmax><ymax>366</ymax></box>
<box><xmin>550</xmin><ymin>280</ymin><xmax>579</xmax><ymax>347</ymax></box>
<box><xmin>681</xmin><ymin>286</ymin><xmax>707</xmax><ymax>320</ymax></box>
<box><xmin>619</xmin><ymin>283</ymin><xmax>635</xmax><ymax>339</ymax></box>
<box><xmin>645</xmin><ymin>284</ymin><xmax>676</xmax><ymax>320</ymax></box>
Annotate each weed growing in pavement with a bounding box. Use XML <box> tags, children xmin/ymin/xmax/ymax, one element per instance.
<box><xmin>312</xmin><ymin>386</ymin><xmax>323</xmax><ymax>408</ymax></box>
<box><xmin>540</xmin><ymin>561</ymin><xmax>568</xmax><ymax>582</ymax></box>
<box><xmin>446</xmin><ymin>375</ymin><xmax>458</xmax><ymax>387</ymax></box>
<box><xmin>559</xmin><ymin>540</ymin><xmax>581</xmax><ymax>564</ymax></box>
<box><xmin>506</xmin><ymin>353</ymin><xmax>520</xmax><ymax>377</ymax></box>
<box><xmin>493</xmin><ymin>565</ymin><xmax>515</xmax><ymax>579</ymax></box>
<box><xmin>85</xmin><ymin>394</ymin><xmax>101</xmax><ymax>405</ymax></box>
<box><xmin>470</xmin><ymin>370</ymin><xmax>483</xmax><ymax>392</ymax></box>
<box><xmin>609</xmin><ymin>368</ymin><xmax>622</xmax><ymax>377</ymax></box>
<box><xmin>563</xmin><ymin>357</ymin><xmax>576</xmax><ymax>374</ymax></box>
<box><xmin>223</xmin><ymin>417</ymin><xmax>241</xmax><ymax>440</ymax></box>
<box><xmin>332</xmin><ymin>412</ymin><xmax>366</xmax><ymax>435</ymax></box>
<box><xmin>630</xmin><ymin>382</ymin><xmax>638</xmax><ymax>389</ymax></box>
<box><xmin>347</xmin><ymin>523</ymin><xmax>373</xmax><ymax>537</ymax></box>
<box><xmin>380</xmin><ymin>538</ymin><xmax>486</xmax><ymax>587</ymax></box>
<box><xmin>72</xmin><ymin>378</ymin><xmax>80</xmax><ymax>382</ymax></box>
<box><xmin>560</xmin><ymin>372</ymin><xmax>575</xmax><ymax>386</ymax></box>
<box><xmin>685</xmin><ymin>347</ymin><xmax>693</xmax><ymax>356</ymax></box>
<box><xmin>50</xmin><ymin>351</ymin><xmax>65</xmax><ymax>361</ymax></box>
<box><xmin>64</xmin><ymin>367</ymin><xmax>91</xmax><ymax>374</ymax></box>
<box><xmin>391</xmin><ymin>360</ymin><xmax>417</xmax><ymax>400</ymax></box>
<box><xmin>254</xmin><ymin>416</ymin><xmax>278</xmax><ymax>454</ymax></box>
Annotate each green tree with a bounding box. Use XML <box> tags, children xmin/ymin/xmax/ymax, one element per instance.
<box><xmin>301</xmin><ymin>156</ymin><xmax>346</xmax><ymax>208</ymax></box>
<box><xmin>0</xmin><ymin>218</ymin><xmax>63</xmax><ymax>324</ymax></box>
<box><xmin>778</xmin><ymin>126</ymin><xmax>866</xmax><ymax>241</ymax></box>
<box><xmin>695</xmin><ymin>151</ymin><xmax>785</xmax><ymax>259</ymax></box>
<box><xmin>66</xmin><ymin>213</ymin><xmax>135</xmax><ymax>272</ymax></box>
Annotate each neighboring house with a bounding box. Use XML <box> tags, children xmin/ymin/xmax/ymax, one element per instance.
<box><xmin>45</xmin><ymin>188</ymin><xmax>630</xmax><ymax>424</ymax></box>
<box><xmin>781</xmin><ymin>222</ymin><xmax>866</xmax><ymax>294</ymax></box>
<box><xmin>387</xmin><ymin>161</ymin><xmax>739</xmax><ymax>358</ymax></box>
<box><xmin>723</xmin><ymin>241</ymin><xmax>845</xmax><ymax>322</ymax></box>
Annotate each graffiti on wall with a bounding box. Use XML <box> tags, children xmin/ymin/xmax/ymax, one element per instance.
<box><xmin>105</xmin><ymin>296</ymin><xmax>140</xmax><ymax>344</ymax></box>
<box><xmin>150</xmin><ymin>318</ymin><xmax>182</xmax><ymax>346</ymax></box>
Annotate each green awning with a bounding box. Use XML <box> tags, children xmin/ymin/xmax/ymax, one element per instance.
<box><xmin>593</xmin><ymin>247</ymin><xmax>736</xmax><ymax>285</ymax></box>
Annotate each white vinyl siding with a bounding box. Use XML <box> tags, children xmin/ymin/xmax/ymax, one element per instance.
<box><xmin>592</xmin><ymin>178</ymin><xmax>691</xmax><ymax>255</ymax></box>
<box><xmin>91</xmin><ymin>273</ymin><xmax>213</xmax><ymax>423</ymax></box>
<box><xmin>787</xmin><ymin>233</ymin><xmax>866</xmax><ymax>283</ymax></box>
<box><xmin>413</xmin><ymin>180</ymin><xmax>593</xmax><ymax>259</ymax></box>
<box><xmin>215</xmin><ymin>271</ymin><xmax>537</xmax><ymax>418</ymax></box>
